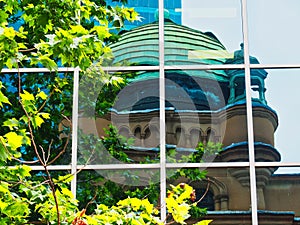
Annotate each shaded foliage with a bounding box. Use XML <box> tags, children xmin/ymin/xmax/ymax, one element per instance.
<box><xmin>0</xmin><ymin>1</ymin><xmax>214</xmax><ymax>224</ymax></box>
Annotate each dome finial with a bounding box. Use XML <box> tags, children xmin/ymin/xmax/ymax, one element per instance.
<box><xmin>240</xmin><ymin>43</ymin><xmax>244</xmax><ymax>50</ymax></box>
<box><xmin>154</xmin><ymin>9</ymin><xmax>170</xmax><ymax>21</ymax></box>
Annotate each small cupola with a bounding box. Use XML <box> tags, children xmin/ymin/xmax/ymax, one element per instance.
<box><xmin>225</xmin><ymin>43</ymin><xmax>268</xmax><ymax>105</ymax></box>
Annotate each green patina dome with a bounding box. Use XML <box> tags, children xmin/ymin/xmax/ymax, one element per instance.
<box><xmin>109</xmin><ymin>19</ymin><xmax>232</xmax><ymax>112</ymax></box>
<box><xmin>109</xmin><ymin>19</ymin><xmax>230</xmax><ymax>83</ymax></box>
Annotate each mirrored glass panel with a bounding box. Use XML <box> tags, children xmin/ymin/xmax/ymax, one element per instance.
<box><xmin>164</xmin><ymin>69</ymin><xmax>249</xmax><ymax>163</ymax></box>
<box><xmin>248</xmin><ymin>0</ymin><xmax>300</xmax><ymax>64</ymax></box>
<box><xmin>76</xmin><ymin>169</ymin><xmax>161</xmax><ymax>214</ymax></box>
<box><xmin>78</xmin><ymin>70</ymin><xmax>160</xmax><ymax>164</ymax></box>
<box><xmin>254</xmin><ymin>69</ymin><xmax>300</xmax><ymax>163</ymax></box>
<box><xmin>108</xmin><ymin>0</ymin><xmax>159</xmax><ymax>66</ymax></box>
<box><xmin>165</xmin><ymin>0</ymin><xmax>243</xmax><ymax>65</ymax></box>
<box><xmin>257</xmin><ymin>167</ymin><xmax>300</xmax><ymax>224</ymax></box>
<box><xmin>0</xmin><ymin>71</ymin><xmax>73</xmax><ymax>166</ymax></box>
<box><xmin>167</xmin><ymin>167</ymin><xmax>251</xmax><ymax>224</ymax></box>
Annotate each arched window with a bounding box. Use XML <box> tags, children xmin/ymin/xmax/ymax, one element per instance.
<box><xmin>234</xmin><ymin>77</ymin><xmax>246</xmax><ymax>99</ymax></box>
<box><xmin>144</xmin><ymin>127</ymin><xmax>151</xmax><ymax>139</ymax></box>
<box><xmin>195</xmin><ymin>188</ymin><xmax>215</xmax><ymax>211</ymax></box>
<box><xmin>206</xmin><ymin>128</ymin><xmax>215</xmax><ymax>143</ymax></box>
<box><xmin>134</xmin><ymin>127</ymin><xmax>142</xmax><ymax>139</ymax></box>
<box><xmin>144</xmin><ymin>126</ymin><xmax>159</xmax><ymax>148</ymax></box>
<box><xmin>190</xmin><ymin>129</ymin><xmax>202</xmax><ymax>148</ymax></box>
<box><xmin>133</xmin><ymin>127</ymin><xmax>142</xmax><ymax>146</ymax></box>
<box><xmin>119</xmin><ymin>127</ymin><xmax>130</xmax><ymax>138</ymax></box>
<box><xmin>175</xmin><ymin>127</ymin><xmax>185</xmax><ymax>147</ymax></box>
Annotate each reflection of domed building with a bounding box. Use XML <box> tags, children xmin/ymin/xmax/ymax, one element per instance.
<box><xmin>108</xmin><ymin>17</ymin><xmax>280</xmax><ymax>160</ymax></box>
<box><xmin>81</xmin><ymin>15</ymin><xmax>300</xmax><ymax>225</ymax></box>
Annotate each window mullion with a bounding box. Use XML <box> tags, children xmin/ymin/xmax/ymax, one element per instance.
<box><xmin>242</xmin><ymin>0</ymin><xmax>258</xmax><ymax>224</ymax></box>
<box><xmin>159</xmin><ymin>0</ymin><xmax>166</xmax><ymax>222</ymax></box>
<box><xmin>71</xmin><ymin>67</ymin><xmax>80</xmax><ymax>198</ymax></box>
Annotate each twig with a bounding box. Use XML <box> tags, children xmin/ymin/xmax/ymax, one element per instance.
<box><xmin>84</xmin><ymin>192</ymin><xmax>98</xmax><ymax>210</ymax></box>
<box><xmin>40</xmin><ymin>145</ymin><xmax>47</xmax><ymax>165</ymax></box>
<box><xmin>164</xmin><ymin>213</ymin><xmax>175</xmax><ymax>225</ymax></box>
<box><xmin>55</xmin><ymin>148</ymin><xmax>96</xmax><ymax>184</ymax></box>
<box><xmin>32</xmin><ymin>180</ymin><xmax>51</xmax><ymax>189</ymax></box>
<box><xmin>194</xmin><ymin>178</ymin><xmax>211</xmax><ymax>205</ymax></box>
<box><xmin>47</xmin><ymin>133</ymin><xmax>70</xmax><ymax>165</ymax></box>
<box><xmin>165</xmin><ymin>220</ymin><xmax>176</xmax><ymax>225</ymax></box>
<box><xmin>24</xmin><ymin>221</ymin><xmax>45</xmax><ymax>224</ymax></box>
<box><xmin>11</xmin><ymin>157</ymin><xmax>39</xmax><ymax>164</ymax></box>
<box><xmin>37</xmin><ymin>87</ymin><xmax>56</xmax><ymax>113</ymax></box>
<box><xmin>18</xmin><ymin>69</ymin><xmax>61</xmax><ymax>225</ymax></box>
<box><xmin>46</xmin><ymin>139</ymin><xmax>53</xmax><ymax>163</ymax></box>
<box><xmin>46</xmin><ymin>114</ymin><xmax>71</xmax><ymax>165</ymax></box>
<box><xmin>18</xmin><ymin>47</ymin><xmax>36</xmax><ymax>53</ymax></box>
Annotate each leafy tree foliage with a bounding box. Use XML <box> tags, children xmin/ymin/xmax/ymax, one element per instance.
<box><xmin>0</xmin><ymin>0</ymin><xmax>139</xmax><ymax>70</ymax></box>
<box><xmin>0</xmin><ymin>0</ymin><xmax>214</xmax><ymax>224</ymax></box>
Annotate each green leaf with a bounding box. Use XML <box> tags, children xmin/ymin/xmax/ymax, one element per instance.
<box><xmin>5</xmin><ymin>57</ymin><xmax>18</xmax><ymax>69</ymax></box>
<box><xmin>16</xmin><ymin>165</ymin><xmax>32</xmax><ymax>177</ymax></box>
<box><xmin>194</xmin><ymin>220</ymin><xmax>213</xmax><ymax>225</ymax></box>
<box><xmin>3</xmin><ymin>27</ymin><xmax>15</xmax><ymax>40</ymax></box>
<box><xmin>0</xmin><ymin>200</ymin><xmax>9</xmax><ymax>211</ymax></box>
<box><xmin>54</xmin><ymin>174</ymin><xmax>74</xmax><ymax>183</ymax></box>
<box><xmin>4</xmin><ymin>132</ymin><xmax>23</xmax><ymax>150</ymax></box>
<box><xmin>38</xmin><ymin>55</ymin><xmax>58</xmax><ymax>71</ymax></box>
<box><xmin>31</xmin><ymin>112</ymin><xmax>50</xmax><ymax>129</ymax></box>
<box><xmin>0</xmin><ymin>181</ymin><xmax>9</xmax><ymax>194</ymax></box>
<box><xmin>4</xmin><ymin>199</ymin><xmax>30</xmax><ymax>218</ymax></box>
<box><xmin>39</xmin><ymin>112</ymin><xmax>50</xmax><ymax>119</ymax></box>
<box><xmin>36</xmin><ymin>91</ymin><xmax>48</xmax><ymax>100</ymax></box>
<box><xmin>20</xmin><ymin>90</ymin><xmax>34</xmax><ymax>101</ymax></box>
<box><xmin>0</xmin><ymin>91</ymin><xmax>11</xmax><ymax>108</ymax></box>
<box><xmin>18</xmin><ymin>129</ymin><xmax>31</xmax><ymax>146</ymax></box>
<box><xmin>32</xmin><ymin>115</ymin><xmax>44</xmax><ymax>129</ymax></box>
<box><xmin>3</xmin><ymin>118</ymin><xmax>19</xmax><ymax>130</ymax></box>
<box><xmin>110</xmin><ymin>76</ymin><xmax>124</xmax><ymax>88</ymax></box>
<box><xmin>0</xmin><ymin>136</ymin><xmax>9</xmax><ymax>162</ymax></box>
<box><xmin>20</xmin><ymin>115</ymin><xmax>28</xmax><ymax>123</ymax></box>
<box><xmin>61</xmin><ymin>187</ymin><xmax>74</xmax><ymax>199</ymax></box>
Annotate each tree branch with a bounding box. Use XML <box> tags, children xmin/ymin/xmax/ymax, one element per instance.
<box><xmin>37</xmin><ymin>87</ymin><xmax>56</xmax><ymax>113</ymax></box>
<box><xmin>18</xmin><ymin>68</ymin><xmax>61</xmax><ymax>225</ymax></box>
<box><xmin>47</xmin><ymin>133</ymin><xmax>70</xmax><ymax>165</ymax></box>
<box><xmin>18</xmin><ymin>47</ymin><xmax>36</xmax><ymax>53</ymax></box>
<box><xmin>194</xmin><ymin>178</ymin><xmax>211</xmax><ymax>205</ymax></box>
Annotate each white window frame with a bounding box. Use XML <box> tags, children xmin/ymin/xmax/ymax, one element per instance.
<box><xmin>3</xmin><ymin>1</ymin><xmax>300</xmax><ymax>225</ymax></box>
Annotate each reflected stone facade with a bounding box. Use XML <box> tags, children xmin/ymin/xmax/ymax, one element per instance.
<box><xmin>79</xmin><ymin>12</ymin><xmax>300</xmax><ymax>225</ymax></box>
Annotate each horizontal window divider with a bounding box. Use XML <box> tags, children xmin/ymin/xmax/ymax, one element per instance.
<box><xmin>164</xmin><ymin>64</ymin><xmax>245</xmax><ymax>70</ymax></box>
<box><xmin>1</xmin><ymin>66</ymin><xmax>160</xmax><ymax>74</ymax></box>
<box><xmin>1</xmin><ymin>67</ymin><xmax>76</xmax><ymax>73</ymax></box>
<box><xmin>8</xmin><ymin>165</ymin><xmax>72</xmax><ymax>170</ymax></box>
<box><xmin>77</xmin><ymin>162</ymin><xmax>250</xmax><ymax>170</ymax></box>
<box><xmin>255</xmin><ymin>162</ymin><xmax>300</xmax><ymax>167</ymax></box>
<box><xmin>103</xmin><ymin>64</ymin><xmax>251</xmax><ymax>71</ymax></box>
<box><xmin>3</xmin><ymin>64</ymin><xmax>300</xmax><ymax>74</ymax></box>
<box><xmin>102</xmin><ymin>66</ymin><xmax>160</xmax><ymax>71</ymax></box>
<box><xmin>166</xmin><ymin>162</ymin><xmax>250</xmax><ymax>168</ymax></box>
<box><xmin>250</xmin><ymin>64</ymin><xmax>300</xmax><ymax>69</ymax></box>
<box><xmin>77</xmin><ymin>163</ymin><xmax>161</xmax><ymax>170</ymax></box>
<box><xmin>102</xmin><ymin>63</ymin><xmax>300</xmax><ymax>71</ymax></box>
<box><xmin>8</xmin><ymin>162</ymin><xmax>255</xmax><ymax>171</ymax></box>
<box><xmin>9</xmin><ymin>162</ymin><xmax>300</xmax><ymax>171</ymax></box>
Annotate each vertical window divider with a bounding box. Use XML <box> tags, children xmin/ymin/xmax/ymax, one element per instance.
<box><xmin>159</xmin><ymin>0</ymin><xmax>167</xmax><ymax>222</ymax></box>
<box><xmin>71</xmin><ymin>0</ymin><xmax>81</xmax><ymax>199</ymax></box>
<box><xmin>241</xmin><ymin>0</ymin><xmax>258</xmax><ymax>224</ymax></box>
<box><xmin>71</xmin><ymin>67</ymin><xmax>80</xmax><ymax>198</ymax></box>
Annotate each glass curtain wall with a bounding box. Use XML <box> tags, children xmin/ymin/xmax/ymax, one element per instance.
<box><xmin>3</xmin><ymin>1</ymin><xmax>300</xmax><ymax>225</ymax></box>
<box><xmin>247</xmin><ymin>1</ymin><xmax>300</xmax><ymax>224</ymax></box>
